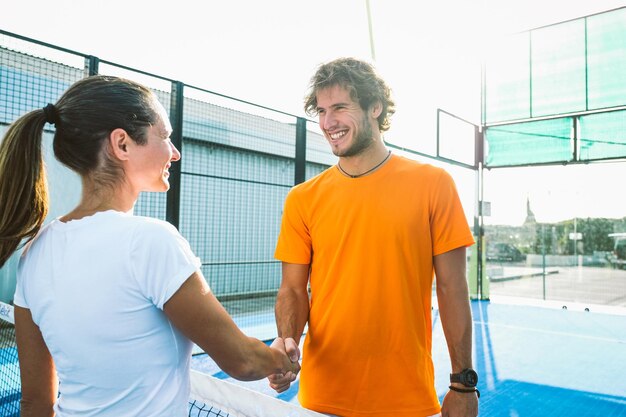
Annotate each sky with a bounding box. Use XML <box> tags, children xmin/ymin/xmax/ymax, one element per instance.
<box><xmin>2</xmin><ymin>0</ymin><xmax>626</xmax><ymax>226</ymax></box>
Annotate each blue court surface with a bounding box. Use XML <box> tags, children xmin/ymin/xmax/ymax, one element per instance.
<box><xmin>191</xmin><ymin>300</ymin><xmax>626</xmax><ymax>416</ymax></box>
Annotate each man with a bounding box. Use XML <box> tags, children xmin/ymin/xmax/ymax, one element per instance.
<box><xmin>269</xmin><ymin>57</ymin><xmax>478</xmax><ymax>417</ymax></box>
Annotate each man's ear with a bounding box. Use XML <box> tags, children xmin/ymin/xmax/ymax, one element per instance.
<box><xmin>109</xmin><ymin>128</ymin><xmax>130</xmax><ymax>161</ymax></box>
<box><xmin>370</xmin><ymin>101</ymin><xmax>382</xmax><ymax>119</ymax></box>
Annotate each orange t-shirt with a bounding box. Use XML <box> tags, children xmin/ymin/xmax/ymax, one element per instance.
<box><xmin>275</xmin><ymin>155</ymin><xmax>475</xmax><ymax>417</ymax></box>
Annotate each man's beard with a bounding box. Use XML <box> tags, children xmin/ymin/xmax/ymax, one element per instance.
<box><xmin>332</xmin><ymin>116</ymin><xmax>375</xmax><ymax>158</ymax></box>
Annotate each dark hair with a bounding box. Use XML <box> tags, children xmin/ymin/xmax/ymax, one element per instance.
<box><xmin>0</xmin><ymin>75</ymin><xmax>159</xmax><ymax>267</ymax></box>
<box><xmin>304</xmin><ymin>57</ymin><xmax>395</xmax><ymax>132</ymax></box>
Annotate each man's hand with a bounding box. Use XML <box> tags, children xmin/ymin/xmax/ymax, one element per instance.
<box><xmin>441</xmin><ymin>388</ymin><xmax>478</xmax><ymax>417</ymax></box>
<box><xmin>267</xmin><ymin>337</ymin><xmax>300</xmax><ymax>393</ymax></box>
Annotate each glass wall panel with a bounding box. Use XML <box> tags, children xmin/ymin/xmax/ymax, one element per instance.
<box><xmin>485</xmin><ymin>8</ymin><xmax>626</xmax><ymax>124</ymax></box>
<box><xmin>484</xmin><ymin>33</ymin><xmax>531</xmax><ymax>123</ymax></box>
<box><xmin>485</xmin><ymin>118</ymin><xmax>573</xmax><ymax>167</ymax></box>
<box><xmin>438</xmin><ymin>111</ymin><xmax>476</xmax><ymax>167</ymax></box>
<box><xmin>531</xmin><ymin>20</ymin><xmax>586</xmax><ymax>116</ymax></box>
<box><xmin>483</xmin><ymin>163</ymin><xmax>626</xmax><ymax>308</ymax></box>
<box><xmin>578</xmin><ymin>110</ymin><xmax>626</xmax><ymax>161</ymax></box>
<box><xmin>587</xmin><ymin>8</ymin><xmax>626</xmax><ymax>109</ymax></box>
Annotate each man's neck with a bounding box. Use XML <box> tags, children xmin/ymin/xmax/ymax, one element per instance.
<box><xmin>337</xmin><ymin>142</ymin><xmax>390</xmax><ymax>178</ymax></box>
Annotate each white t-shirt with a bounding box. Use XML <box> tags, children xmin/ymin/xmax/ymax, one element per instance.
<box><xmin>14</xmin><ymin>210</ymin><xmax>202</xmax><ymax>417</ymax></box>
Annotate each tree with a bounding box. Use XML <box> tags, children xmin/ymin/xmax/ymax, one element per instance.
<box><xmin>578</xmin><ymin>218</ymin><xmax>614</xmax><ymax>254</ymax></box>
<box><xmin>534</xmin><ymin>218</ymin><xmax>615</xmax><ymax>255</ymax></box>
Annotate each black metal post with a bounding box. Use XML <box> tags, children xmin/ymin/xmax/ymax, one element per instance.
<box><xmin>294</xmin><ymin>117</ymin><xmax>307</xmax><ymax>185</ymax></box>
<box><xmin>84</xmin><ymin>55</ymin><xmax>99</xmax><ymax>77</ymax></box>
<box><xmin>166</xmin><ymin>81</ymin><xmax>184</xmax><ymax>229</ymax></box>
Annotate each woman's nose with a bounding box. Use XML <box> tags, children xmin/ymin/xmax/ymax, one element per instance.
<box><xmin>171</xmin><ymin>143</ymin><xmax>181</xmax><ymax>161</ymax></box>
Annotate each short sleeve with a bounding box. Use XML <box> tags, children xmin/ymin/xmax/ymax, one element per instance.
<box><xmin>13</xmin><ymin>256</ymin><xmax>28</xmax><ymax>308</ymax></box>
<box><xmin>13</xmin><ymin>237</ymin><xmax>38</xmax><ymax>308</ymax></box>
<box><xmin>130</xmin><ymin>220</ymin><xmax>202</xmax><ymax>309</ymax></box>
<box><xmin>274</xmin><ymin>187</ymin><xmax>312</xmax><ymax>264</ymax></box>
<box><xmin>430</xmin><ymin>169</ymin><xmax>475</xmax><ymax>256</ymax></box>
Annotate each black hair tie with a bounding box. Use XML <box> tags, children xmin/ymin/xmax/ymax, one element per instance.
<box><xmin>43</xmin><ymin>103</ymin><xmax>59</xmax><ymax>125</ymax></box>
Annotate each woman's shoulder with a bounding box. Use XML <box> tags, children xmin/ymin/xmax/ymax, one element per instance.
<box><xmin>123</xmin><ymin>214</ymin><xmax>180</xmax><ymax>237</ymax></box>
<box><xmin>73</xmin><ymin>211</ymin><xmax>181</xmax><ymax>243</ymax></box>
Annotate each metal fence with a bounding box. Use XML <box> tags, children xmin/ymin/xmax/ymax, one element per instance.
<box><xmin>0</xmin><ymin>29</ymin><xmax>336</xmax><ymax>333</ymax></box>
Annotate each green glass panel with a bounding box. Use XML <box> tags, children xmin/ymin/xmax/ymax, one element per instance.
<box><xmin>485</xmin><ymin>117</ymin><xmax>573</xmax><ymax>167</ymax></box>
<box><xmin>484</xmin><ymin>32</ymin><xmax>531</xmax><ymax>123</ymax></box>
<box><xmin>587</xmin><ymin>8</ymin><xmax>626</xmax><ymax>109</ymax></box>
<box><xmin>531</xmin><ymin>20</ymin><xmax>586</xmax><ymax>116</ymax></box>
<box><xmin>579</xmin><ymin>110</ymin><xmax>626</xmax><ymax>160</ymax></box>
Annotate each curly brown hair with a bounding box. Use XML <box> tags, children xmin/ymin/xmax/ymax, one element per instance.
<box><xmin>304</xmin><ymin>57</ymin><xmax>395</xmax><ymax>132</ymax></box>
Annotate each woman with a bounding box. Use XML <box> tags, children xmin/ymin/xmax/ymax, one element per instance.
<box><xmin>0</xmin><ymin>75</ymin><xmax>298</xmax><ymax>416</ymax></box>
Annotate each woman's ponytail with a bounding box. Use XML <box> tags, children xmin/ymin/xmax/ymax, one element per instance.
<box><xmin>0</xmin><ymin>109</ymin><xmax>50</xmax><ymax>267</ymax></box>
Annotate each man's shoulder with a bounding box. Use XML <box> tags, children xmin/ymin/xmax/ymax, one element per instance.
<box><xmin>392</xmin><ymin>155</ymin><xmax>446</xmax><ymax>178</ymax></box>
<box><xmin>290</xmin><ymin>166</ymin><xmax>336</xmax><ymax>194</ymax></box>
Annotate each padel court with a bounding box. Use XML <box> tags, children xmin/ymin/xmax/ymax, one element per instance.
<box><xmin>2</xmin><ymin>299</ymin><xmax>626</xmax><ymax>415</ymax></box>
<box><xmin>189</xmin><ymin>299</ymin><xmax>626</xmax><ymax>416</ymax></box>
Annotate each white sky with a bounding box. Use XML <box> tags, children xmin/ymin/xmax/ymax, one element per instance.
<box><xmin>2</xmin><ymin>0</ymin><xmax>626</xmax><ymax>225</ymax></box>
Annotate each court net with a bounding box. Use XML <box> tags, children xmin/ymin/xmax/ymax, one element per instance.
<box><xmin>0</xmin><ymin>302</ymin><xmax>321</xmax><ymax>417</ymax></box>
<box><xmin>0</xmin><ymin>301</ymin><xmax>19</xmax><ymax>416</ymax></box>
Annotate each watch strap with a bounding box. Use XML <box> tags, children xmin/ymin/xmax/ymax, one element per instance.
<box><xmin>449</xmin><ymin>385</ymin><xmax>480</xmax><ymax>398</ymax></box>
<box><xmin>450</xmin><ymin>373</ymin><xmax>462</xmax><ymax>383</ymax></box>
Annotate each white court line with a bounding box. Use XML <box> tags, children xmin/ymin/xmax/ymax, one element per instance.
<box><xmin>488</xmin><ymin>295</ymin><xmax>626</xmax><ymax>316</ymax></box>
<box><xmin>472</xmin><ymin>320</ymin><xmax>626</xmax><ymax>345</ymax></box>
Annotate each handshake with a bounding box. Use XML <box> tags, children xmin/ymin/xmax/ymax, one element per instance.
<box><xmin>268</xmin><ymin>337</ymin><xmax>301</xmax><ymax>393</ymax></box>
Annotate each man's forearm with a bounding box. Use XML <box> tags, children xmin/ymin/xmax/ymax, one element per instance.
<box><xmin>437</xmin><ymin>284</ymin><xmax>473</xmax><ymax>372</ymax></box>
<box><xmin>275</xmin><ymin>287</ymin><xmax>309</xmax><ymax>344</ymax></box>
<box><xmin>434</xmin><ymin>247</ymin><xmax>474</xmax><ymax>373</ymax></box>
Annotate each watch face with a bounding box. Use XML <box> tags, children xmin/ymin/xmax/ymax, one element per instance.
<box><xmin>464</xmin><ymin>369</ymin><xmax>478</xmax><ymax>387</ymax></box>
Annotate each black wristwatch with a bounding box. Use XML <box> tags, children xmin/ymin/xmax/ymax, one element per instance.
<box><xmin>450</xmin><ymin>368</ymin><xmax>478</xmax><ymax>387</ymax></box>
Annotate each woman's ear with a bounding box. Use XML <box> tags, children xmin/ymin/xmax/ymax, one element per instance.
<box><xmin>109</xmin><ymin>128</ymin><xmax>130</xmax><ymax>161</ymax></box>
